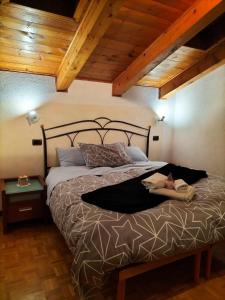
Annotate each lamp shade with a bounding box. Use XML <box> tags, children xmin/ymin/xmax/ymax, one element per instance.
<box><xmin>26</xmin><ymin>110</ymin><xmax>39</xmax><ymax>125</ymax></box>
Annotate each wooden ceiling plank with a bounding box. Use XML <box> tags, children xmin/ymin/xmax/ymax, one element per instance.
<box><xmin>0</xmin><ymin>3</ymin><xmax>77</xmax><ymax>32</ymax></box>
<box><xmin>0</xmin><ymin>45</ymin><xmax>62</xmax><ymax>63</ymax></box>
<box><xmin>80</xmin><ymin>61</ymin><xmax>126</xmax><ymax>73</ymax></box>
<box><xmin>112</xmin><ymin>0</ymin><xmax>225</xmax><ymax>96</ymax></box>
<box><xmin>89</xmin><ymin>53</ymin><xmax>133</xmax><ymax>67</ymax></box>
<box><xmin>123</xmin><ymin>0</ymin><xmax>182</xmax><ymax>22</ymax></box>
<box><xmin>99</xmin><ymin>37</ymin><xmax>145</xmax><ymax>54</ymax></box>
<box><xmin>73</xmin><ymin>0</ymin><xmax>90</xmax><ymax>23</ymax></box>
<box><xmin>0</xmin><ymin>27</ymin><xmax>71</xmax><ymax>49</ymax></box>
<box><xmin>0</xmin><ymin>53</ymin><xmax>60</xmax><ymax>69</ymax></box>
<box><xmin>77</xmin><ymin>76</ymin><xmax>112</xmax><ymax>83</ymax></box>
<box><xmin>0</xmin><ymin>15</ymin><xmax>75</xmax><ymax>41</ymax></box>
<box><xmin>137</xmin><ymin>46</ymin><xmax>205</xmax><ymax>88</ymax></box>
<box><xmin>0</xmin><ymin>37</ymin><xmax>66</xmax><ymax>57</ymax></box>
<box><xmin>0</xmin><ymin>61</ymin><xmax>57</xmax><ymax>76</ymax></box>
<box><xmin>159</xmin><ymin>39</ymin><xmax>225</xmax><ymax>99</ymax></box>
<box><xmin>104</xmin><ymin>19</ymin><xmax>161</xmax><ymax>50</ymax></box>
<box><xmin>117</xmin><ymin>6</ymin><xmax>171</xmax><ymax>30</ymax></box>
<box><xmin>156</xmin><ymin>0</ymin><xmax>192</xmax><ymax>11</ymax></box>
<box><xmin>107</xmin><ymin>17</ymin><xmax>162</xmax><ymax>38</ymax></box>
<box><xmin>56</xmin><ymin>0</ymin><xmax>124</xmax><ymax>91</ymax></box>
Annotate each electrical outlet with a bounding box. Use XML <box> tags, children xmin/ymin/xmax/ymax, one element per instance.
<box><xmin>153</xmin><ymin>136</ymin><xmax>159</xmax><ymax>141</ymax></box>
<box><xmin>32</xmin><ymin>139</ymin><xmax>42</xmax><ymax>146</ymax></box>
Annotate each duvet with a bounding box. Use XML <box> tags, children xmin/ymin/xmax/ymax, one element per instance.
<box><xmin>48</xmin><ymin>165</ymin><xmax>225</xmax><ymax>300</ymax></box>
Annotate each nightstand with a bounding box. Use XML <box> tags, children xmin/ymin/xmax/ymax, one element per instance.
<box><xmin>0</xmin><ymin>176</ymin><xmax>47</xmax><ymax>233</ymax></box>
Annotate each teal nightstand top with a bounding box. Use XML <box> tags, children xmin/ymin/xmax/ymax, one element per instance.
<box><xmin>5</xmin><ymin>178</ymin><xmax>43</xmax><ymax>195</ymax></box>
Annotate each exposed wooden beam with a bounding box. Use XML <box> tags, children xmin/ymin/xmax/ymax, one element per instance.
<box><xmin>112</xmin><ymin>0</ymin><xmax>225</xmax><ymax>96</ymax></box>
<box><xmin>73</xmin><ymin>0</ymin><xmax>90</xmax><ymax>23</ymax></box>
<box><xmin>57</xmin><ymin>0</ymin><xmax>124</xmax><ymax>91</ymax></box>
<box><xmin>159</xmin><ymin>39</ymin><xmax>225</xmax><ymax>99</ymax></box>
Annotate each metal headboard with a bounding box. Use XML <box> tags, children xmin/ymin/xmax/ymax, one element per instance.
<box><xmin>41</xmin><ymin>117</ymin><xmax>151</xmax><ymax>177</ymax></box>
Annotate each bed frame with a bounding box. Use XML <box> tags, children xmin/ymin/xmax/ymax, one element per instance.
<box><xmin>40</xmin><ymin>117</ymin><xmax>211</xmax><ymax>300</ymax></box>
<box><xmin>41</xmin><ymin>117</ymin><xmax>151</xmax><ymax>177</ymax></box>
<box><xmin>116</xmin><ymin>245</ymin><xmax>209</xmax><ymax>300</ymax></box>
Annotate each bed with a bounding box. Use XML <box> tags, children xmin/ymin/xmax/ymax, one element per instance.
<box><xmin>41</xmin><ymin>118</ymin><xmax>225</xmax><ymax>300</ymax></box>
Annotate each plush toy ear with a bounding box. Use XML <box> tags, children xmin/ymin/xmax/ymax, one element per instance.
<box><xmin>165</xmin><ymin>173</ymin><xmax>175</xmax><ymax>189</ymax></box>
<box><xmin>167</xmin><ymin>173</ymin><xmax>174</xmax><ymax>182</ymax></box>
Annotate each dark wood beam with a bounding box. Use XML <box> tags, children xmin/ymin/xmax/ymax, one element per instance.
<box><xmin>159</xmin><ymin>39</ymin><xmax>225</xmax><ymax>99</ymax></box>
<box><xmin>112</xmin><ymin>0</ymin><xmax>225</xmax><ymax>96</ymax></box>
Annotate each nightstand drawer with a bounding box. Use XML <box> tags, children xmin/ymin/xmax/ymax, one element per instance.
<box><xmin>9</xmin><ymin>192</ymin><xmax>41</xmax><ymax>203</ymax></box>
<box><xmin>8</xmin><ymin>199</ymin><xmax>44</xmax><ymax>222</ymax></box>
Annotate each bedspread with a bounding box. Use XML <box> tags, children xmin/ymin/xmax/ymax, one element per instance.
<box><xmin>49</xmin><ymin>168</ymin><xmax>225</xmax><ymax>300</ymax></box>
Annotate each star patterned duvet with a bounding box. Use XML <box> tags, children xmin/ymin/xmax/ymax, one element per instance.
<box><xmin>48</xmin><ymin>167</ymin><xmax>225</xmax><ymax>300</ymax></box>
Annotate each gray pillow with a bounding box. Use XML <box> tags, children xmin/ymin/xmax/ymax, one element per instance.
<box><xmin>79</xmin><ymin>143</ymin><xmax>133</xmax><ymax>168</ymax></box>
<box><xmin>126</xmin><ymin>146</ymin><xmax>148</xmax><ymax>162</ymax></box>
<box><xmin>56</xmin><ymin>147</ymin><xmax>85</xmax><ymax>167</ymax></box>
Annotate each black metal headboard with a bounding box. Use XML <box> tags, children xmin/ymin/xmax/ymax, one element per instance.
<box><xmin>41</xmin><ymin>117</ymin><xmax>151</xmax><ymax>177</ymax></box>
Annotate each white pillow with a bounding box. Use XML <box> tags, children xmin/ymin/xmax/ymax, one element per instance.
<box><xmin>126</xmin><ymin>146</ymin><xmax>148</xmax><ymax>162</ymax></box>
<box><xmin>56</xmin><ymin>147</ymin><xmax>85</xmax><ymax>167</ymax></box>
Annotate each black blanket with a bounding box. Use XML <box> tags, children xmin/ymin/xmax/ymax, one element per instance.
<box><xmin>81</xmin><ymin>164</ymin><xmax>207</xmax><ymax>214</ymax></box>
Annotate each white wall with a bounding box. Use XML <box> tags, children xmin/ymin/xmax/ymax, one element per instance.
<box><xmin>1</xmin><ymin>65</ymin><xmax>224</xmax><ymax>211</ymax></box>
<box><xmin>170</xmin><ymin>65</ymin><xmax>225</xmax><ymax>176</ymax></box>
<box><xmin>0</xmin><ymin>71</ymin><xmax>172</xmax><ymax>181</ymax></box>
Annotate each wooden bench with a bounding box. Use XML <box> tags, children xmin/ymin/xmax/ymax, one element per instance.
<box><xmin>117</xmin><ymin>245</ymin><xmax>210</xmax><ymax>300</ymax></box>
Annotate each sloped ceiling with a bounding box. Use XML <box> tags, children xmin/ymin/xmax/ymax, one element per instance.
<box><xmin>0</xmin><ymin>0</ymin><xmax>224</xmax><ymax>97</ymax></box>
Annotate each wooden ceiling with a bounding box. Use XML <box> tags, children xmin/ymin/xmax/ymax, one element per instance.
<box><xmin>0</xmin><ymin>3</ymin><xmax>77</xmax><ymax>75</ymax></box>
<box><xmin>78</xmin><ymin>0</ymin><xmax>196</xmax><ymax>83</ymax></box>
<box><xmin>137</xmin><ymin>46</ymin><xmax>206</xmax><ymax>88</ymax></box>
<box><xmin>0</xmin><ymin>0</ymin><xmax>224</xmax><ymax>98</ymax></box>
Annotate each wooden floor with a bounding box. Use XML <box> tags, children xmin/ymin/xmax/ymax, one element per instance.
<box><xmin>1</xmin><ymin>218</ymin><xmax>225</xmax><ymax>300</ymax></box>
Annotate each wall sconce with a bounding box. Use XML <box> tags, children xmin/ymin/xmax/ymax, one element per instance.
<box><xmin>26</xmin><ymin>110</ymin><xmax>39</xmax><ymax>125</ymax></box>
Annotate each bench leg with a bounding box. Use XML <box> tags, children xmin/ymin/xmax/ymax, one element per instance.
<box><xmin>194</xmin><ymin>251</ymin><xmax>201</xmax><ymax>284</ymax></box>
<box><xmin>205</xmin><ymin>245</ymin><xmax>213</xmax><ymax>279</ymax></box>
<box><xmin>117</xmin><ymin>279</ymin><xmax>126</xmax><ymax>300</ymax></box>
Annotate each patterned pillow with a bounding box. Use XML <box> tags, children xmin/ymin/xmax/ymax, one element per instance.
<box><xmin>79</xmin><ymin>143</ymin><xmax>133</xmax><ymax>167</ymax></box>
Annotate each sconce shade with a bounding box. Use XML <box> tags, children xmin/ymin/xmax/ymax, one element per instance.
<box><xmin>26</xmin><ymin>110</ymin><xmax>39</xmax><ymax>125</ymax></box>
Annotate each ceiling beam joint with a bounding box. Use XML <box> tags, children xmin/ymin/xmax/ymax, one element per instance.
<box><xmin>57</xmin><ymin>0</ymin><xmax>124</xmax><ymax>91</ymax></box>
